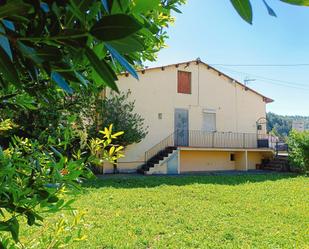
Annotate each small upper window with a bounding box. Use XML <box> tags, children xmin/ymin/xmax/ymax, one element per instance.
<box><xmin>177</xmin><ymin>71</ymin><xmax>191</xmax><ymax>94</ymax></box>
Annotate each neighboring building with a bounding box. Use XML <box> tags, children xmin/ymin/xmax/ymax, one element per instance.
<box><xmin>292</xmin><ymin>121</ymin><xmax>305</xmax><ymax>132</ymax></box>
<box><xmin>104</xmin><ymin>59</ymin><xmax>275</xmax><ymax>174</ymax></box>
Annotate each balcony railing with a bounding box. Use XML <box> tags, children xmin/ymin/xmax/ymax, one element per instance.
<box><xmin>179</xmin><ymin>130</ymin><xmax>258</xmax><ymax>148</ymax></box>
<box><xmin>145</xmin><ymin>130</ymin><xmax>276</xmax><ymax>163</ymax></box>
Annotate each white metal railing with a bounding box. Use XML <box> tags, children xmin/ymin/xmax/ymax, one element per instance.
<box><xmin>144</xmin><ymin>130</ymin><xmax>274</xmax><ymax>163</ymax></box>
<box><xmin>187</xmin><ymin>130</ymin><xmax>258</xmax><ymax>148</ymax></box>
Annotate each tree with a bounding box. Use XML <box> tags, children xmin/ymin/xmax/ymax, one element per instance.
<box><xmin>266</xmin><ymin>112</ymin><xmax>309</xmax><ymax>138</ymax></box>
<box><xmin>95</xmin><ymin>91</ymin><xmax>148</xmax><ymax>146</ymax></box>
<box><xmin>267</xmin><ymin>112</ymin><xmax>292</xmax><ymax>138</ymax></box>
<box><xmin>287</xmin><ymin>130</ymin><xmax>309</xmax><ymax>173</ymax></box>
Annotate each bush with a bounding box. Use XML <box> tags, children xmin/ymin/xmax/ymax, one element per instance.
<box><xmin>287</xmin><ymin>130</ymin><xmax>309</xmax><ymax>173</ymax></box>
<box><xmin>0</xmin><ymin>119</ymin><xmax>123</xmax><ymax>247</ymax></box>
<box><xmin>95</xmin><ymin>91</ymin><xmax>148</xmax><ymax>147</ymax></box>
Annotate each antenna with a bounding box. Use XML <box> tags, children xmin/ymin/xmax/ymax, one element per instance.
<box><xmin>244</xmin><ymin>76</ymin><xmax>256</xmax><ymax>86</ymax></box>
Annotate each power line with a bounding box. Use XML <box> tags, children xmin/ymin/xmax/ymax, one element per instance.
<box><xmin>214</xmin><ymin>65</ymin><xmax>309</xmax><ymax>91</ymax></box>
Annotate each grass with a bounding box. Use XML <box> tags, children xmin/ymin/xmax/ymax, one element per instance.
<box><xmin>21</xmin><ymin>173</ymin><xmax>308</xmax><ymax>249</ymax></box>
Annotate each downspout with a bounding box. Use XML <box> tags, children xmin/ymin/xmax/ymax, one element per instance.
<box><xmin>197</xmin><ymin>62</ymin><xmax>200</xmax><ymax>106</ymax></box>
<box><xmin>235</xmin><ymin>83</ymin><xmax>238</xmax><ymax>132</ymax></box>
<box><xmin>245</xmin><ymin>150</ymin><xmax>248</xmax><ymax>171</ymax></box>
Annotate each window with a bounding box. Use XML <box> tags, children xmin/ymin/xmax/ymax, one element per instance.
<box><xmin>202</xmin><ymin>112</ymin><xmax>216</xmax><ymax>132</ymax></box>
<box><xmin>177</xmin><ymin>71</ymin><xmax>191</xmax><ymax>94</ymax></box>
<box><xmin>230</xmin><ymin>153</ymin><xmax>235</xmax><ymax>161</ymax></box>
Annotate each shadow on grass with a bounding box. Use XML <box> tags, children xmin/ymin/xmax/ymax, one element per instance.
<box><xmin>83</xmin><ymin>172</ymin><xmax>302</xmax><ymax>189</ymax></box>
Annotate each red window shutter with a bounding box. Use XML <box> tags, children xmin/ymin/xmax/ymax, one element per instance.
<box><xmin>178</xmin><ymin>71</ymin><xmax>191</xmax><ymax>94</ymax></box>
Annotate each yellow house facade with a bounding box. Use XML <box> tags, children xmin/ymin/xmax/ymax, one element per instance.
<box><xmin>104</xmin><ymin>59</ymin><xmax>275</xmax><ymax>174</ymax></box>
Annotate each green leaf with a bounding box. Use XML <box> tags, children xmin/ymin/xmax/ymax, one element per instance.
<box><xmin>107</xmin><ymin>36</ymin><xmax>144</xmax><ymax>53</ymax></box>
<box><xmin>263</xmin><ymin>0</ymin><xmax>277</xmax><ymax>17</ymax></box>
<box><xmin>36</xmin><ymin>47</ymin><xmax>62</xmax><ymax>61</ymax></box>
<box><xmin>230</xmin><ymin>0</ymin><xmax>253</xmax><ymax>24</ymax></box>
<box><xmin>93</xmin><ymin>43</ymin><xmax>106</xmax><ymax>59</ymax></box>
<box><xmin>47</xmin><ymin>195</ymin><xmax>59</xmax><ymax>203</ymax></box>
<box><xmin>0</xmin><ymin>46</ymin><xmax>19</xmax><ymax>86</ymax></box>
<box><xmin>9</xmin><ymin>217</ymin><xmax>19</xmax><ymax>242</ymax></box>
<box><xmin>25</xmin><ymin>211</ymin><xmax>36</xmax><ymax>226</ymax></box>
<box><xmin>90</xmin><ymin>14</ymin><xmax>143</xmax><ymax>41</ymax></box>
<box><xmin>85</xmin><ymin>47</ymin><xmax>119</xmax><ymax>92</ymax></box>
<box><xmin>51</xmin><ymin>72</ymin><xmax>74</xmax><ymax>94</ymax></box>
<box><xmin>280</xmin><ymin>0</ymin><xmax>309</xmax><ymax>5</ymax></box>
<box><xmin>67</xmin><ymin>0</ymin><xmax>93</xmax><ymax>27</ymax></box>
<box><xmin>17</xmin><ymin>42</ymin><xmax>44</xmax><ymax>64</ymax></box>
<box><xmin>101</xmin><ymin>0</ymin><xmax>110</xmax><ymax>13</ymax></box>
<box><xmin>133</xmin><ymin>0</ymin><xmax>160</xmax><ymax>13</ymax></box>
<box><xmin>0</xmin><ymin>221</ymin><xmax>10</xmax><ymax>232</ymax></box>
<box><xmin>2</xmin><ymin>20</ymin><xmax>15</xmax><ymax>31</ymax></box>
<box><xmin>112</xmin><ymin>0</ymin><xmax>130</xmax><ymax>14</ymax></box>
<box><xmin>0</xmin><ymin>2</ymin><xmax>32</xmax><ymax>19</ymax></box>
<box><xmin>0</xmin><ymin>24</ymin><xmax>12</xmax><ymax>60</ymax></box>
<box><xmin>105</xmin><ymin>44</ymin><xmax>138</xmax><ymax>79</ymax></box>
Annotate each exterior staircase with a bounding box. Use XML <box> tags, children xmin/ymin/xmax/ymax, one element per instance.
<box><xmin>138</xmin><ymin>146</ymin><xmax>177</xmax><ymax>174</ymax></box>
<box><xmin>261</xmin><ymin>155</ymin><xmax>289</xmax><ymax>171</ymax></box>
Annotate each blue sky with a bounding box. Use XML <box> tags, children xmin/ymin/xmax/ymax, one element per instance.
<box><xmin>147</xmin><ymin>0</ymin><xmax>309</xmax><ymax>116</ymax></box>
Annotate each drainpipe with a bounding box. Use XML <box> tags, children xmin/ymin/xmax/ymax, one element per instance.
<box><xmin>245</xmin><ymin>150</ymin><xmax>248</xmax><ymax>171</ymax></box>
<box><xmin>197</xmin><ymin>62</ymin><xmax>200</xmax><ymax>106</ymax></box>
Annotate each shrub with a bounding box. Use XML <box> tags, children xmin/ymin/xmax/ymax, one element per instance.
<box><xmin>0</xmin><ymin>119</ymin><xmax>123</xmax><ymax>247</ymax></box>
<box><xmin>95</xmin><ymin>91</ymin><xmax>148</xmax><ymax>147</ymax></box>
<box><xmin>287</xmin><ymin>130</ymin><xmax>309</xmax><ymax>173</ymax></box>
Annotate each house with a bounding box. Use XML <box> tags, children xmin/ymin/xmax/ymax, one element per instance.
<box><xmin>104</xmin><ymin>59</ymin><xmax>275</xmax><ymax>174</ymax></box>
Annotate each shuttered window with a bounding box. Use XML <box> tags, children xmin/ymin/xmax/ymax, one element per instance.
<box><xmin>177</xmin><ymin>71</ymin><xmax>191</xmax><ymax>94</ymax></box>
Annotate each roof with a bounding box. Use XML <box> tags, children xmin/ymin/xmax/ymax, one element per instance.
<box><xmin>122</xmin><ymin>59</ymin><xmax>274</xmax><ymax>104</ymax></box>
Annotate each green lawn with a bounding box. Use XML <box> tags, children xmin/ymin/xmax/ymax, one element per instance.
<box><xmin>22</xmin><ymin>173</ymin><xmax>308</xmax><ymax>249</ymax></box>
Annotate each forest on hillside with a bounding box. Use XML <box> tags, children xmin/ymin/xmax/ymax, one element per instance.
<box><xmin>266</xmin><ymin>112</ymin><xmax>309</xmax><ymax>137</ymax></box>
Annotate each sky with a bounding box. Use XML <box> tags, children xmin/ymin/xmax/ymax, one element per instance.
<box><xmin>147</xmin><ymin>0</ymin><xmax>309</xmax><ymax>116</ymax></box>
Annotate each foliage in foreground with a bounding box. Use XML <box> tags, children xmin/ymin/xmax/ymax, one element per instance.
<box><xmin>0</xmin><ymin>0</ymin><xmax>185</xmax><ymax>110</ymax></box>
<box><xmin>1</xmin><ymin>211</ymin><xmax>88</xmax><ymax>249</ymax></box>
<box><xmin>230</xmin><ymin>0</ymin><xmax>309</xmax><ymax>25</ymax></box>
<box><xmin>0</xmin><ymin>1</ymin><xmax>184</xmax><ymax>246</ymax></box>
<box><xmin>0</xmin><ymin>119</ymin><xmax>123</xmax><ymax>246</ymax></box>
<box><xmin>288</xmin><ymin>130</ymin><xmax>309</xmax><ymax>173</ymax></box>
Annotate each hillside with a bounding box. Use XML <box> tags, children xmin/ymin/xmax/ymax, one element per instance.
<box><xmin>267</xmin><ymin>112</ymin><xmax>309</xmax><ymax>137</ymax></box>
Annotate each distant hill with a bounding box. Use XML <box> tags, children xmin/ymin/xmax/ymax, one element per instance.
<box><xmin>267</xmin><ymin>112</ymin><xmax>309</xmax><ymax>137</ymax></box>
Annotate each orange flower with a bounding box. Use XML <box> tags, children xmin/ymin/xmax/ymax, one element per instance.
<box><xmin>60</xmin><ymin>168</ymin><xmax>69</xmax><ymax>176</ymax></box>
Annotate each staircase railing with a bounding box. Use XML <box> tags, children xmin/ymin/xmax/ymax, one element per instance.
<box><xmin>145</xmin><ymin>132</ymin><xmax>176</xmax><ymax>163</ymax></box>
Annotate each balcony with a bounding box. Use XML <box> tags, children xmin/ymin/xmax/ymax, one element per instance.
<box><xmin>176</xmin><ymin>130</ymin><xmax>261</xmax><ymax>148</ymax></box>
<box><xmin>145</xmin><ymin>130</ymin><xmax>276</xmax><ymax>163</ymax></box>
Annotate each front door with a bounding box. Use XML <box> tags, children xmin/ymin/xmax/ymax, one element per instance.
<box><xmin>174</xmin><ymin>108</ymin><xmax>189</xmax><ymax>146</ymax></box>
